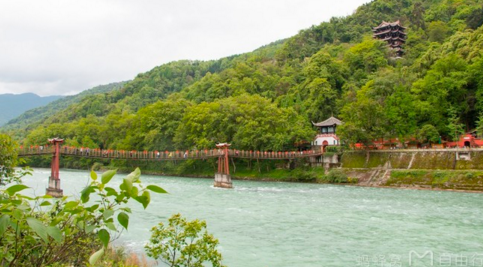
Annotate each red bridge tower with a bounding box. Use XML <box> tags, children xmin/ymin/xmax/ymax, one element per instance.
<box><xmin>46</xmin><ymin>138</ymin><xmax>64</xmax><ymax>197</ymax></box>
<box><xmin>214</xmin><ymin>143</ymin><xmax>232</xmax><ymax>188</ymax></box>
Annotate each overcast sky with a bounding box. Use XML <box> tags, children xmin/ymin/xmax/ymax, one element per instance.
<box><xmin>0</xmin><ymin>0</ymin><xmax>371</xmax><ymax>96</ymax></box>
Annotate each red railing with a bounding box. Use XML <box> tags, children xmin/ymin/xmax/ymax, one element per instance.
<box><xmin>17</xmin><ymin>146</ymin><xmax>323</xmax><ymax>161</ymax></box>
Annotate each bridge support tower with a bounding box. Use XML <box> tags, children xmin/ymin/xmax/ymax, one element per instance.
<box><xmin>46</xmin><ymin>138</ymin><xmax>64</xmax><ymax>197</ymax></box>
<box><xmin>214</xmin><ymin>143</ymin><xmax>232</xmax><ymax>188</ymax></box>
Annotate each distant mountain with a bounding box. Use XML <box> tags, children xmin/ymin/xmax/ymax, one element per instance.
<box><xmin>1</xmin><ymin>81</ymin><xmax>127</xmax><ymax>133</ymax></box>
<box><xmin>0</xmin><ymin>93</ymin><xmax>62</xmax><ymax>126</ymax></box>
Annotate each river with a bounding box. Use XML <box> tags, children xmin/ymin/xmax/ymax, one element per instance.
<box><xmin>22</xmin><ymin>168</ymin><xmax>483</xmax><ymax>266</ymax></box>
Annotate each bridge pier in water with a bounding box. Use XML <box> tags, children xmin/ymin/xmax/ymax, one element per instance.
<box><xmin>46</xmin><ymin>138</ymin><xmax>64</xmax><ymax>197</ymax></box>
<box><xmin>214</xmin><ymin>143</ymin><xmax>233</xmax><ymax>188</ymax></box>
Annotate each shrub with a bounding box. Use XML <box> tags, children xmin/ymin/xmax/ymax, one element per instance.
<box><xmin>145</xmin><ymin>214</ymin><xmax>225</xmax><ymax>267</ymax></box>
<box><xmin>326</xmin><ymin>169</ymin><xmax>349</xmax><ymax>183</ymax></box>
<box><xmin>92</xmin><ymin>162</ymin><xmax>104</xmax><ymax>171</ymax></box>
<box><xmin>291</xmin><ymin>169</ymin><xmax>317</xmax><ymax>182</ymax></box>
<box><xmin>325</xmin><ymin>146</ymin><xmax>342</xmax><ymax>153</ymax></box>
<box><xmin>347</xmin><ymin>177</ymin><xmax>359</xmax><ymax>183</ymax></box>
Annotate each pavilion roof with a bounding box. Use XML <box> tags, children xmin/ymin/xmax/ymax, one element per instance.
<box><xmin>312</xmin><ymin>116</ymin><xmax>342</xmax><ymax>127</ymax></box>
<box><xmin>373</xmin><ymin>20</ymin><xmax>406</xmax><ymax>30</ymax></box>
<box><xmin>216</xmin><ymin>143</ymin><xmax>231</xmax><ymax>148</ymax></box>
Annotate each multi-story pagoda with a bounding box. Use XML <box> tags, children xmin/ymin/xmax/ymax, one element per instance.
<box><xmin>373</xmin><ymin>20</ymin><xmax>406</xmax><ymax>57</ymax></box>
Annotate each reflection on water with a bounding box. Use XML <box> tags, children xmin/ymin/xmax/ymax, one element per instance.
<box><xmin>22</xmin><ymin>169</ymin><xmax>483</xmax><ymax>267</ymax></box>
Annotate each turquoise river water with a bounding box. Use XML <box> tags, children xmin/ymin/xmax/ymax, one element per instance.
<box><xmin>22</xmin><ymin>169</ymin><xmax>483</xmax><ymax>266</ymax></box>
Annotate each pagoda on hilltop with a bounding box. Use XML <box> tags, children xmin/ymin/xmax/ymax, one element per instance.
<box><xmin>373</xmin><ymin>20</ymin><xmax>406</xmax><ymax>57</ymax></box>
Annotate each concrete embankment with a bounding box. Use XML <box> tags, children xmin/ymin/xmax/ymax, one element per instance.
<box><xmin>341</xmin><ymin>149</ymin><xmax>483</xmax><ymax>191</ymax></box>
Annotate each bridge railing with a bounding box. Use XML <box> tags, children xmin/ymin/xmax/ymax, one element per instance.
<box><xmin>58</xmin><ymin>147</ymin><xmax>222</xmax><ymax>160</ymax></box>
<box><xmin>228</xmin><ymin>149</ymin><xmax>321</xmax><ymax>159</ymax></box>
<box><xmin>17</xmin><ymin>146</ymin><xmax>55</xmax><ymax>156</ymax></box>
<box><xmin>18</xmin><ymin>145</ymin><xmax>323</xmax><ymax>160</ymax></box>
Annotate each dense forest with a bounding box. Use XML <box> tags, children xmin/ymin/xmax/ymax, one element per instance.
<box><xmin>4</xmin><ymin>0</ymin><xmax>483</xmax><ymax>152</ymax></box>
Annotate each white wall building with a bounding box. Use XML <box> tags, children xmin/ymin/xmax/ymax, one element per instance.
<box><xmin>312</xmin><ymin>116</ymin><xmax>342</xmax><ymax>146</ymax></box>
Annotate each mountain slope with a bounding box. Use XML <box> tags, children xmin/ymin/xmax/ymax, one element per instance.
<box><xmin>0</xmin><ymin>93</ymin><xmax>62</xmax><ymax>126</ymax></box>
<box><xmin>1</xmin><ymin>82</ymin><xmax>127</xmax><ymax>133</ymax></box>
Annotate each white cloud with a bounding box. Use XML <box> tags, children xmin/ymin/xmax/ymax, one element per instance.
<box><xmin>0</xmin><ymin>0</ymin><xmax>369</xmax><ymax>96</ymax></box>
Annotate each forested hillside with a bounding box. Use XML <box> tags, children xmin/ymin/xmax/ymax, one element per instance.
<box><xmin>13</xmin><ymin>0</ymin><xmax>483</xmax><ymax>151</ymax></box>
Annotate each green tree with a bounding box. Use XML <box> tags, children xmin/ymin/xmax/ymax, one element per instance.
<box><xmin>411</xmin><ymin>2</ymin><xmax>426</xmax><ymax>30</ymax></box>
<box><xmin>475</xmin><ymin>113</ymin><xmax>483</xmax><ymax>138</ymax></box>
<box><xmin>428</xmin><ymin>21</ymin><xmax>449</xmax><ymax>43</ymax></box>
<box><xmin>0</xmin><ymin>134</ymin><xmax>18</xmax><ymax>183</ymax></box>
<box><xmin>447</xmin><ymin>107</ymin><xmax>465</xmax><ymax>141</ymax></box>
<box><xmin>338</xmin><ymin>81</ymin><xmax>386</xmax><ymax>146</ymax></box>
<box><xmin>0</xmin><ymin>134</ymin><xmax>30</xmax><ymax>185</ymax></box>
<box><xmin>466</xmin><ymin>6</ymin><xmax>483</xmax><ymax>29</ymax></box>
<box><xmin>145</xmin><ymin>214</ymin><xmax>225</xmax><ymax>267</ymax></box>
<box><xmin>416</xmin><ymin>124</ymin><xmax>440</xmax><ymax>145</ymax></box>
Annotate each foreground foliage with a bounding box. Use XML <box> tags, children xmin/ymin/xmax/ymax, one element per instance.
<box><xmin>145</xmin><ymin>214</ymin><xmax>225</xmax><ymax>267</ymax></box>
<box><xmin>0</xmin><ymin>167</ymin><xmax>167</xmax><ymax>266</ymax></box>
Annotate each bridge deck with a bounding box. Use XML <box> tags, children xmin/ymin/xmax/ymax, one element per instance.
<box><xmin>17</xmin><ymin>147</ymin><xmax>323</xmax><ymax>161</ymax></box>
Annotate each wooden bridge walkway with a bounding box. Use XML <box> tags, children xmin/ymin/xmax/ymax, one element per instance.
<box><xmin>17</xmin><ymin>146</ymin><xmax>323</xmax><ymax>160</ymax></box>
<box><xmin>18</xmin><ymin>140</ymin><xmax>324</xmax><ymax>197</ymax></box>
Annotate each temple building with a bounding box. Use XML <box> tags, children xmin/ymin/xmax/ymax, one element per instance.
<box><xmin>373</xmin><ymin>20</ymin><xmax>406</xmax><ymax>57</ymax></box>
<box><xmin>312</xmin><ymin>116</ymin><xmax>342</xmax><ymax>147</ymax></box>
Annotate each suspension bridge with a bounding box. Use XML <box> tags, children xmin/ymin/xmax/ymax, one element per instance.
<box><xmin>18</xmin><ymin>138</ymin><xmax>324</xmax><ymax>197</ymax></box>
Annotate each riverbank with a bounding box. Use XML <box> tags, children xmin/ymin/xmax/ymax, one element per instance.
<box><xmin>23</xmin><ymin>151</ymin><xmax>483</xmax><ymax>193</ymax></box>
<box><xmin>116</xmin><ymin>166</ymin><xmax>483</xmax><ymax>193</ymax></box>
<box><xmin>339</xmin><ymin>149</ymin><xmax>483</xmax><ymax>192</ymax></box>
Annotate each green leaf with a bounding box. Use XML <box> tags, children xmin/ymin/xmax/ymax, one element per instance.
<box><xmin>101</xmin><ymin>169</ymin><xmax>117</xmax><ymax>184</ymax></box>
<box><xmin>64</xmin><ymin>201</ymin><xmax>78</xmax><ymax>209</ymax></box>
<box><xmin>131</xmin><ymin>186</ymin><xmax>139</xmax><ymax>197</ymax></box>
<box><xmin>103</xmin><ymin>209</ymin><xmax>114</xmax><ymax>220</ymax></box>
<box><xmin>135</xmin><ymin>191</ymin><xmax>151</xmax><ymax>209</ymax></box>
<box><xmin>26</xmin><ymin>217</ymin><xmax>49</xmax><ymax>243</ymax></box>
<box><xmin>17</xmin><ymin>195</ymin><xmax>34</xmax><ymax>200</ymax></box>
<box><xmin>10</xmin><ymin>200</ymin><xmax>22</xmax><ymax>205</ymax></box>
<box><xmin>86</xmin><ymin>224</ymin><xmax>96</xmax><ymax>233</ymax></box>
<box><xmin>40</xmin><ymin>201</ymin><xmax>52</xmax><ymax>207</ymax></box>
<box><xmin>117</xmin><ymin>212</ymin><xmax>129</xmax><ymax>230</ymax></box>
<box><xmin>6</xmin><ymin>184</ymin><xmax>29</xmax><ymax>196</ymax></box>
<box><xmin>105</xmin><ymin>187</ymin><xmax>118</xmax><ymax>197</ymax></box>
<box><xmin>12</xmin><ymin>209</ymin><xmax>22</xmax><ymax>219</ymax></box>
<box><xmin>0</xmin><ymin>214</ymin><xmax>10</xmax><ymax>236</ymax></box>
<box><xmin>122</xmin><ymin>178</ymin><xmax>133</xmax><ymax>196</ymax></box>
<box><xmin>120</xmin><ymin>207</ymin><xmax>132</xmax><ymax>213</ymax></box>
<box><xmin>106</xmin><ymin>222</ymin><xmax>117</xmax><ymax>231</ymax></box>
<box><xmin>47</xmin><ymin>226</ymin><xmax>62</xmax><ymax>243</ymax></box>
<box><xmin>146</xmin><ymin>185</ymin><xmax>168</xmax><ymax>194</ymax></box>
<box><xmin>90</xmin><ymin>170</ymin><xmax>98</xmax><ymax>181</ymax></box>
<box><xmin>86</xmin><ymin>204</ymin><xmax>100</xmax><ymax>212</ymax></box>
<box><xmin>143</xmin><ymin>190</ymin><xmax>150</xmax><ymax>207</ymax></box>
<box><xmin>98</xmin><ymin>229</ymin><xmax>110</xmax><ymax>247</ymax></box>
<box><xmin>16</xmin><ymin>205</ymin><xmax>30</xmax><ymax>211</ymax></box>
<box><xmin>89</xmin><ymin>248</ymin><xmax>104</xmax><ymax>265</ymax></box>
<box><xmin>126</xmin><ymin>168</ymin><xmax>141</xmax><ymax>183</ymax></box>
<box><xmin>80</xmin><ymin>186</ymin><xmax>94</xmax><ymax>203</ymax></box>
